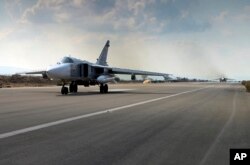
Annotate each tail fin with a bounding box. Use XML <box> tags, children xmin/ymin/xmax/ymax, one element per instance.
<box><xmin>96</xmin><ymin>40</ymin><xmax>110</xmax><ymax>66</ymax></box>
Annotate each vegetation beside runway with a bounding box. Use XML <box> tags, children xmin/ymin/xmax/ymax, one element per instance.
<box><xmin>0</xmin><ymin>75</ymin><xmax>57</xmax><ymax>88</ymax></box>
<box><xmin>242</xmin><ymin>80</ymin><xmax>250</xmax><ymax>92</ymax></box>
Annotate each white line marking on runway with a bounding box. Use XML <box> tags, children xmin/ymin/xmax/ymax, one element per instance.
<box><xmin>199</xmin><ymin>89</ymin><xmax>238</xmax><ymax>165</ymax></box>
<box><xmin>0</xmin><ymin>87</ymin><xmax>209</xmax><ymax>139</ymax></box>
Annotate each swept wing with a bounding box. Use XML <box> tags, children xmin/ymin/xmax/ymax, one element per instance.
<box><xmin>111</xmin><ymin>67</ymin><xmax>170</xmax><ymax>77</ymax></box>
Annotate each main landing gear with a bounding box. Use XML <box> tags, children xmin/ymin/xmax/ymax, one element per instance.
<box><xmin>61</xmin><ymin>82</ymin><xmax>78</xmax><ymax>95</ymax></box>
<box><xmin>100</xmin><ymin>84</ymin><xmax>108</xmax><ymax>93</ymax></box>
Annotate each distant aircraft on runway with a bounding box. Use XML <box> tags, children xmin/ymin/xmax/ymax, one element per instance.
<box><xmin>214</xmin><ymin>76</ymin><xmax>235</xmax><ymax>82</ymax></box>
<box><xmin>24</xmin><ymin>40</ymin><xmax>171</xmax><ymax>94</ymax></box>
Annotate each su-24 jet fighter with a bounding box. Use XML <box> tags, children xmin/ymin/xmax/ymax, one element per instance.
<box><xmin>24</xmin><ymin>40</ymin><xmax>172</xmax><ymax>95</ymax></box>
<box><xmin>214</xmin><ymin>76</ymin><xmax>235</xmax><ymax>82</ymax></box>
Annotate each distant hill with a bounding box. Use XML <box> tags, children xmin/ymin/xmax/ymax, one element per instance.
<box><xmin>0</xmin><ymin>66</ymin><xmax>31</xmax><ymax>75</ymax></box>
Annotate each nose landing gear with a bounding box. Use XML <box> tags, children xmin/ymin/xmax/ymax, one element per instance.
<box><xmin>61</xmin><ymin>81</ymin><xmax>78</xmax><ymax>95</ymax></box>
<box><xmin>61</xmin><ymin>85</ymin><xmax>68</xmax><ymax>95</ymax></box>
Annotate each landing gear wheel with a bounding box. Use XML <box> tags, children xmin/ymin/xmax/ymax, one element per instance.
<box><xmin>100</xmin><ymin>84</ymin><xmax>108</xmax><ymax>93</ymax></box>
<box><xmin>61</xmin><ymin>87</ymin><xmax>64</xmax><ymax>94</ymax></box>
<box><xmin>64</xmin><ymin>87</ymin><xmax>68</xmax><ymax>95</ymax></box>
<box><xmin>104</xmin><ymin>84</ymin><xmax>108</xmax><ymax>93</ymax></box>
<box><xmin>61</xmin><ymin>87</ymin><xmax>69</xmax><ymax>95</ymax></box>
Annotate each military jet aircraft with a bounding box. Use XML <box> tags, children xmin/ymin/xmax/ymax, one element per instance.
<box><xmin>25</xmin><ymin>40</ymin><xmax>171</xmax><ymax>95</ymax></box>
<box><xmin>214</xmin><ymin>76</ymin><xmax>235</xmax><ymax>82</ymax></box>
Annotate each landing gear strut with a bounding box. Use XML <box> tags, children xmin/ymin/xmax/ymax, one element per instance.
<box><xmin>100</xmin><ymin>84</ymin><xmax>108</xmax><ymax>93</ymax></box>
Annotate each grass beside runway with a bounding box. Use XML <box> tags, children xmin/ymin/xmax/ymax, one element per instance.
<box><xmin>241</xmin><ymin>80</ymin><xmax>250</xmax><ymax>92</ymax></box>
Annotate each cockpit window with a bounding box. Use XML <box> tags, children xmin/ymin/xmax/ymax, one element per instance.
<box><xmin>61</xmin><ymin>57</ymin><xmax>74</xmax><ymax>63</ymax></box>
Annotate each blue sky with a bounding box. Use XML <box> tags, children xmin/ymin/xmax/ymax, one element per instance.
<box><xmin>0</xmin><ymin>0</ymin><xmax>250</xmax><ymax>80</ymax></box>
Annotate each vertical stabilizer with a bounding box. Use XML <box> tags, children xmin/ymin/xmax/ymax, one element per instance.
<box><xmin>96</xmin><ymin>40</ymin><xmax>110</xmax><ymax>66</ymax></box>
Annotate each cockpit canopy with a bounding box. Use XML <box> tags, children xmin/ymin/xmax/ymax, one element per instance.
<box><xmin>61</xmin><ymin>57</ymin><xmax>74</xmax><ymax>63</ymax></box>
<box><xmin>57</xmin><ymin>56</ymin><xmax>85</xmax><ymax>64</ymax></box>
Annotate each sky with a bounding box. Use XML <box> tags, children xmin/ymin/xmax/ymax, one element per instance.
<box><xmin>0</xmin><ymin>0</ymin><xmax>250</xmax><ymax>80</ymax></box>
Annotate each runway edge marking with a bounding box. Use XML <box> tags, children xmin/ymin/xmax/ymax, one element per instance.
<box><xmin>0</xmin><ymin>86</ymin><xmax>209</xmax><ymax>139</ymax></box>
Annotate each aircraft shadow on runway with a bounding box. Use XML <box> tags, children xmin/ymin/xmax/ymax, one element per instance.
<box><xmin>56</xmin><ymin>91</ymin><xmax>175</xmax><ymax>96</ymax></box>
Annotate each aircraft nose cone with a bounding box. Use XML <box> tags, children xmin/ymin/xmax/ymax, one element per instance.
<box><xmin>46</xmin><ymin>64</ymin><xmax>71</xmax><ymax>79</ymax></box>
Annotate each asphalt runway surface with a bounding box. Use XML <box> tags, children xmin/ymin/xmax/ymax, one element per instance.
<box><xmin>0</xmin><ymin>83</ymin><xmax>250</xmax><ymax>165</ymax></box>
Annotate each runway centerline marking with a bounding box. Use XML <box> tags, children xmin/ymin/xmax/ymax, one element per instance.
<box><xmin>0</xmin><ymin>87</ymin><xmax>209</xmax><ymax>139</ymax></box>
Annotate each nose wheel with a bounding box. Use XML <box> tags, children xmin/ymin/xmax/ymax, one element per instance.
<box><xmin>100</xmin><ymin>84</ymin><xmax>108</xmax><ymax>93</ymax></box>
<box><xmin>61</xmin><ymin>82</ymin><xmax>78</xmax><ymax>95</ymax></box>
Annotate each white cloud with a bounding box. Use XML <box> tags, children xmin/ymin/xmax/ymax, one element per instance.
<box><xmin>213</xmin><ymin>11</ymin><xmax>228</xmax><ymax>23</ymax></box>
<box><xmin>71</xmin><ymin>0</ymin><xmax>85</xmax><ymax>7</ymax></box>
<box><xmin>0</xmin><ymin>28</ymin><xmax>15</xmax><ymax>40</ymax></box>
<box><xmin>4</xmin><ymin>0</ymin><xmax>22</xmax><ymax>21</ymax></box>
<box><xmin>54</xmin><ymin>12</ymin><xmax>71</xmax><ymax>23</ymax></box>
<box><xmin>234</xmin><ymin>5</ymin><xmax>250</xmax><ymax>21</ymax></box>
<box><xmin>19</xmin><ymin>0</ymin><xmax>67</xmax><ymax>24</ymax></box>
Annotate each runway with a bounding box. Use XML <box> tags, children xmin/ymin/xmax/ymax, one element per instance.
<box><xmin>0</xmin><ymin>83</ymin><xmax>250</xmax><ymax>165</ymax></box>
